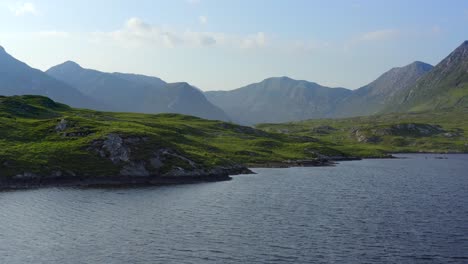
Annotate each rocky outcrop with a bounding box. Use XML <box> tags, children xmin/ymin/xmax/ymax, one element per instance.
<box><xmin>54</xmin><ymin>118</ymin><xmax>95</xmax><ymax>137</ymax></box>
<box><xmin>1</xmin><ymin>165</ymin><xmax>252</xmax><ymax>190</ymax></box>
<box><xmin>96</xmin><ymin>133</ymin><xmax>132</xmax><ymax>163</ymax></box>
<box><xmin>0</xmin><ymin>133</ymin><xmax>253</xmax><ymax>189</ymax></box>
<box><xmin>89</xmin><ymin>133</ymin><xmax>252</xmax><ymax>179</ymax></box>
<box><xmin>351</xmin><ymin>128</ymin><xmax>382</xmax><ymax>143</ymax></box>
<box><xmin>55</xmin><ymin>118</ymin><xmax>68</xmax><ymax>132</ymax></box>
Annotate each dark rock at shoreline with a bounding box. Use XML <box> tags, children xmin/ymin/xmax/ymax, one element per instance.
<box><xmin>0</xmin><ymin>133</ymin><xmax>254</xmax><ymax>190</ymax></box>
<box><xmin>0</xmin><ymin>165</ymin><xmax>253</xmax><ymax>190</ymax></box>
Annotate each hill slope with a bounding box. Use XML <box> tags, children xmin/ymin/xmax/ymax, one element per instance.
<box><xmin>206</xmin><ymin>61</ymin><xmax>435</xmax><ymax>123</ymax></box>
<box><xmin>47</xmin><ymin>61</ymin><xmax>230</xmax><ymax>121</ymax></box>
<box><xmin>384</xmin><ymin>41</ymin><xmax>468</xmax><ymax>112</ymax></box>
<box><xmin>334</xmin><ymin>61</ymin><xmax>433</xmax><ymax>117</ymax></box>
<box><xmin>258</xmin><ymin>108</ymin><xmax>468</xmax><ymax>157</ymax></box>
<box><xmin>207</xmin><ymin>41</ymin><xmax>468</xmax><ymax>123</ymax></box>
<box><xmin>0</xmin><ymin>46</ymin><xmax>99</xmax><ymax>109</ymax></box>
<box><xmin>0</xmin><ymin>95</ymin><xmax>346</xmax><ymax>188</ymax></box>
<box><xmin>206</xmin><ymin>77</ymin><xmax>352</xmax><ymax>124</ymax></box>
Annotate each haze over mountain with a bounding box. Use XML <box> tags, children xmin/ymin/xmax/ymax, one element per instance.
<box><xmin>1</xmin><ymin>40</ymin><xmax>467</xmax><ymax>125</ymax></box>
<box><xmin>47</xmin><ymin>61</ymin><xmax>230</xmax><ymax>121</ymax></box>
<box><xmin>383</xmin><ymin>41</ymin><xmax>468</xmax><ymax>112</ymax></box>
<box><xmin>0</xmin><ymin>46</ymin><xmax>99</xmax><ymax>109</ymax></box>
<box><xmin>333</xmin><ymin>61</ymin><xmax>434</xmax><ymax>117</ymax></box>
<box><xmin>205</xmin><ymin>77</ymin><xmax>352</xmax><ymax>124</ymax></box>
<box><xmin>207</xmin><ymin>41</ymin><xmax>468</xmax><ymax>124</ymax></box>
<box><xmin>205</xmin><ymin>63</ymin><xmax>438</xmax><ymax>124</ymax></box>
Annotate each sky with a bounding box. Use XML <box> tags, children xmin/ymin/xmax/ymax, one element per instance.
<box><xmin>0</xmin><ymin>0</ymin><xmax>467</xmax><ymax>91</ymax></box>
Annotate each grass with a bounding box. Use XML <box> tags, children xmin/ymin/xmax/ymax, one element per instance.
<box><xmin>3</xmin><ymin>95</ymin><xmax>465</xmax><ymax>179</ymax></box>
<box><xmin>257</xmin><ymin>108</ymin><xmax>468</xmax><ymax>157</ymax></box>
<box><xmin>0</xmin><ymin>95</ymin><xmax>345</xmax><ymax>178</ymax></box>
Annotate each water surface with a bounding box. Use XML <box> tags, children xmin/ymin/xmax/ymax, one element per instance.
<box><xmin>1</xmin><ymin>154</ymin><xmax>467</xmax><ymax>263</ymax></box>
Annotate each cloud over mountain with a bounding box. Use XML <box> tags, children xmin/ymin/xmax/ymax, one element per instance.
<box><xmin>9</xmin><ymin>2</ymin><xmax>38</xmax><ymax>16</ymax></box>
<box><xmin>94</xmin><ymin>17</ymin><xmax>268</xmax><ymax>49</ymax></box>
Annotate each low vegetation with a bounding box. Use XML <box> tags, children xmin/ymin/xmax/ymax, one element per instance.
<box><xmin>257</xmin><ymin>108</ymin><xmax>468</xmax><ymax>157</ymax></box>
<box><xmin>0</xmin><ymin>95</ymin><xmax>345</xmax><ymax>178</ymax></box>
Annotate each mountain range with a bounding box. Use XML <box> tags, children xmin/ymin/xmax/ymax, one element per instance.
<box><xmin>383</xmin><ymin>40</ymin><xmax>468</xmax><ymax>112</ymax></box>
<box><xmin>0</xmin><ymin>40</ymin><xmax>467</xmax><ymax>124</ymax></box>
<box><xmin>0</xmin><ymin>46</ymin><xmax>228</xmax><ymax>121</ymax></box>
<box><xmin>0</xmin><ymin>46</ymin><xmax>98</xmax><ymax>109</ymax></box>
<box><xmin>205</xmin><ymin>77</ymin><xmax>352</xmax><ymax>124</ymax></box>
<box><xmin>332</xmin><ymin>61</ymin><xmax>434</xmax><ymax>118</ymax></box>
<box><xmin>206</xmin><ymin>62</ymin><xmax>434</xmax><ymax>123</ymax></box>
<box><xmin>46</xmin><ymin>61</ymin><xmax>229</xmax><ymax>121</ymax></box>
<box><xmin>207</xmin><ymin>41</ymin><xmax>468</xmax><ymax>124</ymax></box>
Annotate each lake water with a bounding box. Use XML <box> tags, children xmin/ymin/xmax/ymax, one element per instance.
<box><xmin>0</xmin><ymin>154</ymin><xmax>467</xmax><ymax>263</ymax></box>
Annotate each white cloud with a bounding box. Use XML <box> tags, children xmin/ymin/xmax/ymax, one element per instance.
<box><xmin>341</xmin><ymin>29</ymin><xmax>401</xmax><ymax>51</ymax></box>
<box><xmin>199</xmin><ymin>15</ymin><xmax>208</xmax><ymax>25</ymax></box>
<box><xmin>95</xmin><ymin>17</ymin><xmax>268</xmax><ymax>49</ymax></box>
<box><xmin>358</xmin><ymin>29</ymin><xmax>400</xmax><ymax>41</ymax></box>
<box><xmin>10</xmin><ymin>2</ymin><xmax>38</xmax><ymax>16</ymax></box>
<box><xmin>240</xmin><ymin>32</ymin><xmax>267</xmax><ymax>49</ymax></box>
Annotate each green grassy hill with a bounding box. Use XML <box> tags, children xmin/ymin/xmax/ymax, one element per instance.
<box><xmin>0</xmin><ymin>95</ymin><xmax>345</xmax><ymax>183</ymax></box>
<box><xmin>258</xmin><ymin>108</ymin><xmax>468</xmax><ymax>157</ymax></box>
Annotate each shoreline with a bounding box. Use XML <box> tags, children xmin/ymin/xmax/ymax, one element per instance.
<box><xmin>0</xmin><ymin>166</ymin><xmax>253</xmax><ymax>191</ymax></box>
<box><xmin>2</xmin><ymin>153</ymin><xmax>465</xmax><ymax>190</ymax></box>
<box><xmin>0</xmin><ymin>174</ymin><xmax>235</xmax><ymax>191</ymax></box>
<box><xmin>248</xmin><ymin>156</ymin><xmax>365</xmax><ymax>168</ymax></box>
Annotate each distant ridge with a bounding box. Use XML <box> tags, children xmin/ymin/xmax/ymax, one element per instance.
<box><xmin>47</xmin><ymin>61</ymin><xmax>230</xmax><ymax>121</ymax></box>
<box><xmin>1</xmin><ymin>40</ymin><xmax>467</xmax><ymax>124</ymax></box>
<box><xmin>383</xmin><ymin>40</ymin><xmax>468</xmax><ymax>112</ymax></box>
<box><xmin>333</xmin><ymin>61</ymin><xmax>433</xmax><ymax>117</ymax></box>
<box><xmin>206</xmin><ymin>41</ymin><xmax>467</xmax><ymax>123</ymax></box>
<box><xmin>205</xmin><ymin>76</ymin><xmax>352</xmax><ymax>124</ymax></box>
<box><xmin>0</xmin><ymin>46</ymin><xmax>100</xmax><ymax>109</ymax></box>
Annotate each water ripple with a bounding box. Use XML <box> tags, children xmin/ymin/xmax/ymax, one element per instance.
<box><xmin>0</xmin><ymin>154</ymin><xmax>467</xmax><ymax>263</ymax></box>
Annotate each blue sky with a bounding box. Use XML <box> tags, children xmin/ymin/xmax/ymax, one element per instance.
<box><xmin>0</xmin><ymin>0</ymin><xmax>467</xmax><ymax>90</ymax></box>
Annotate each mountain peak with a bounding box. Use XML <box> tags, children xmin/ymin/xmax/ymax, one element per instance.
<box><xmin>265</xmin><ymin>76</ymin><xmax>294</xmax><ymax>82</ymax></box>
<box><xmin>385</xmin><ymin>61</ymin><xmax>433</xmax><ymax>74</ymax></box>
<box><xmin>60</xmin><ymin>60</ymin><xmax>83</xmax><ymax>69</ymax></box>
<box><xmin>410</xmin><ymin>61</ymin><xmax>432</xmax><ymax>67</ymax></box>
<box><xmin>455</xmin><ymin>40</ymin><xmax>468</xmax><ymax>52</ymax></box>
<box><xmin>169</xmin><ymin>82</ymin><xmax>192</xmax><ymax>89</ymax></box>
<box><xmin>46</xmin><ymin>60</ymin><xmax>84</xmax><ymax>75</ymax></box>
<box><xmin>406</xmin><ymin>61</ymin><xmax>433</xmax><ymax>71</ymax></box>
<box><xmin>0</xmin><ymin>45</ymin><xmax>5</xmax><ymax>53</ymax></box>
<box><xmin>450</xmin><ymin>40</ymin><xmax>468</xmax><ymax>55</ymax></box>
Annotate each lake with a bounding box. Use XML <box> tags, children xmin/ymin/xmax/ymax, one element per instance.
<box><xmin>0</xmin><ymin>154</ymin><xmax>467</xmax><ymax>263</ymax></box>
